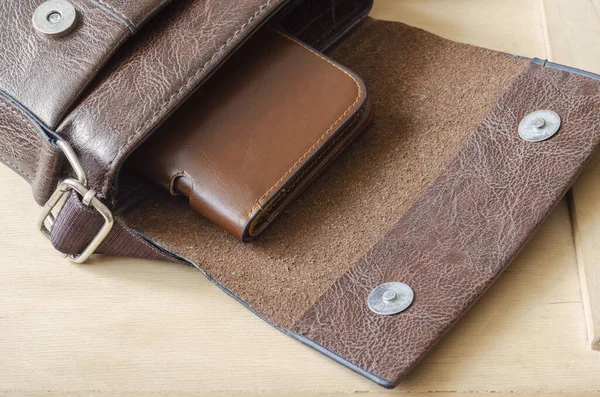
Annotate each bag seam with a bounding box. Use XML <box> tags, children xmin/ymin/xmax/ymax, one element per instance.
<box><xmin>0</xmin><ymin>100</ymin><xmax>41</xmax><ymax>181</ymax></box>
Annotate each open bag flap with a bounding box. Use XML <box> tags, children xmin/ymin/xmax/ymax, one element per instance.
<box><xmin>115</xmin><ymin>18</ymin><xmax>600</xmax><ymax>386</ymax></box>
<box><xmin>1</xmin><ymin>0</ymin><xmax>600</xmax><ymax>388</ymax></box>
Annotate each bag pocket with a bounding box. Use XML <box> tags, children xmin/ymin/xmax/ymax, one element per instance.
<box><xmin>55</xmin><ymin>0</ymin><xmax>373</xmax><ymax>200</ymax></box>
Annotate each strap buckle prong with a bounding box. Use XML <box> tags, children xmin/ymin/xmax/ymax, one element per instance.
<box><xmin>37</xmin><ymin>139</ymin><xmax>113</xmax><ymax>263</ymax></box>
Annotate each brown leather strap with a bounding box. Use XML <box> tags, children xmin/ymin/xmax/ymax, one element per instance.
<box><xmin>50</xmin><ymin>191</ymin><xmax>180</xmax><ymax>263</ymax></box>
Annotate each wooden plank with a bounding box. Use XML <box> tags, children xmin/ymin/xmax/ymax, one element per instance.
<box><xmin>370</xmin><ymin>0</ymin><xmax>547</xmax><ymax>58</ymax></box>
<box><xmin>542</xmin><ymin>0</ymin><xmax>600</xmax><ymax>74</ymax></box>
<box><xmin>571</xmin><ymin>154</ymin><xmax>600</xmax><ymax>348</ymax></box>
<box><xmin>544</xmin><ymin>0</ymin><xmax>600</xmax><ymax>349</ymax></box>
<box><xmin>2</xmin><ymin>393</ymin><xmax>597</xmax><ymax>397</ymax></box>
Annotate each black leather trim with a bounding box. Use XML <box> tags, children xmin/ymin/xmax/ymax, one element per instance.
<box><xmin>316</xmin><ymin>0</ymin><xmax>374</xmax><ymax>50</ymax></box>
<box><xmin>289</xmin><ymin>332</ymin><xmax>394</xmax><ymax>388</ymax></box>
<box><xmin>531</xmin><ymin>58</ymin><xmax>600</xmax><ymax>81</ymax></box>
<box><xmin>154</xmin><ymin>238</ymin><xmax>394</xmax><ymax>388</ymax></box>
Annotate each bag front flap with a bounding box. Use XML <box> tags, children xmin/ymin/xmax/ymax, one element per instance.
<box><xmin>0</xmin><ymin>0</ymin><xmax>176</xmax><ymax>130</ymax></box>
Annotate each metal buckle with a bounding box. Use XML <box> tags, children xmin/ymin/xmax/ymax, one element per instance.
<box><xmin>37</xmin><ymin>140</ymin><xmax>114</xmax><ymax>263</ymax></box>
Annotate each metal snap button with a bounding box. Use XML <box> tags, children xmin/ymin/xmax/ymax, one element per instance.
<box><xmin>518</xmin><ymin>110</ymin><xmax>561</xmax><ymax>142</ymax></box>
<box><xmin>32</xmin><ymin>0</ymin><xmax>77</xmax><ymax>38</ymax></box>
<box><xmin>367</xmin><ymin>282</ymin><xmax>414</xmax><ymax>315</ymax></box>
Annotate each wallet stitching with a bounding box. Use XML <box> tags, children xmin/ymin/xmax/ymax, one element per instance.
<box><xmin>263</xmin><ymin>106</ymin><xmax>365</xmax><ymax>216</ymax></box>
<box><xmin>248</xmin><ymin>29</ymin><xmax>363</xmax><ymax>216</ymax></box>
<box><xmin>101</xmin><ymin>0</ymin><xmax>276</xmax><ymax>196</ymax></box>
<box><xmin>0</xmin><ymin>100</ymin><xmax>40</xmax><ymax>181</ymax></box>
<box><xmin>249</xmin><ymin>104</ymin><xmax>366</xmax><ymax>235</ymax></box>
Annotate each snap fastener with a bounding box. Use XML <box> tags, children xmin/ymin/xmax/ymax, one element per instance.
<box><xmin>367</xmin><ymin>282</ymin><xmax>414</xmax><ymax>315</ymax></box>
<box><xmin>518</xmin><ymin>110</ymin><xmax>561</xmax><ymax>142</ymax></box>
<box><xmin>32</xmin><ymin>0</ymin><xmax>77</xmax><ymax>38</ymax></box>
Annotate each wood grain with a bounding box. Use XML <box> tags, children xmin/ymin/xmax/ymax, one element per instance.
<box><xmin>544</xmin><ymin>0</ymin><xmax>600</xmax><ymax>349</ymax></box>
<box><xmin>571</xmin><ymin>153</ymin><xmax>600</xmax><ymax>348</ymax></box>
<box><xmin>3</xmin><ymin>0</ymin><xmax>600</xmax><ymax>395</ymax></box>
<box><xmin>542</xmin><ymin>0</ymin><xmax>600</xmax><ymax>74</ymax></box>
<box><xmin>370</xmin><ymin>0</ymin><xmax>547</xmax><ymax>58</ymax></box>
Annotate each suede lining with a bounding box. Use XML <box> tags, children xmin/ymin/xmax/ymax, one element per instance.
<box><xmin>121</xmin><ymin>18</ymin><xmax>529</xmax><ymax>328</ymax></box>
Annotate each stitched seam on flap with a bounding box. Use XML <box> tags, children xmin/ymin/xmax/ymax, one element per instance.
<box><xmin>86</xmin><ymin>0</ymin><xmax>135</xmax><ymax>31</ymax></box>
<box><xmin>0</xmin><ymin>100</ymin><xmax>40</xmax><ymax>181</ymax></box>
<box><xmin>0</xmin><ymin>154</ymin><xmax>31</xmax><ymax>180</ymax></box>
<box><xmin>96</xmin><ymin>0</ymin><xmax>134</xmax><ymax>26</ymax></box>
<box><xmin>247</xmin><ymin>29</ymin><xmax>362</xmax><ymax>216</ymax></box>
<box><xmin>97</xmin><ymin>0</ymin><xmax>134</xmax><ymax>26</ymax></box>
<box><xmin>102</xmin><ymin>0</ymin><xmax>276</xmax><ymax>196</ymax></box>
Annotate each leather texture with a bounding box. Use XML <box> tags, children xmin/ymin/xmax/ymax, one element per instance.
<box><xmin>4</xmin><ymin>0</ymin><xmax>596</xmax><ymax>388</ymax></box>
<box><xmin>0</xmin><ymin>0</ymin><xmax>372</xmax><ymax>205</ymax></box>
<box><xmin>0</xmin><ymin>96</ymin><xmax>62</xmax><ymax>205</ymax></box>
<box><xmin>131</xmin><ymin>28</ymin><xmax>369</xmax><ymax>240</ymax></box>
<box><xmin>0</xmin><ymin>96</ymin><xmax>42</xmax><ymax>186</ymax></box>
<box><xmin>57</xmin><ymin>0</ymin><xmax>289</xmax><ymax>200</ymax></box>
<box><xmin>90</xmin><ymin>0</ymin><xmax>173</xmax><ymax>31</ymax></box>
<box><xmin>0</xmin><ymin>0</ymin><xmax>130</xmax><ymax>129</ymax></box>
<box><xmin>0</xmin><ymin>0</ymin><xmax>177</xmax><ymax>128</ymax></box>
<box><xmin>119</xmin><ymin>18</ymin><xmax>532</xmax><ymax>332</ymax></box>
<box><xmin>291</xmin><ymin>62</ymin><xmax>600</xmax><ymax>387</ymax></box>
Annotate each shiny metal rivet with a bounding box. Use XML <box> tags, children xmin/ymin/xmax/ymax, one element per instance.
<box><xmin>382</xmin><ymin>289</ymin><xmax>397</xmax><ymax>302</ymax></box>
<box><xmin>367</xmin><ymin>282</ymin><xmax>414</xmax><ymax>315</ymax></box>
<box><xmin>532</xmin><ymin>118</ymin><xmax>546</xmax><ymax>129</ymax></box>
<box><xmin>518</xmin><ymin>110</ymin><xmax>561</xmax><ymax>142</ymax></box>
<box><xmin>32</xmin><ymin>0</ymin><xmax>77</xmax><ymax>38</ymax></box>
<box><xmin>47</xmin><ymin>11</ymin><xmax>62</xmax><ymax>24</ymax></box>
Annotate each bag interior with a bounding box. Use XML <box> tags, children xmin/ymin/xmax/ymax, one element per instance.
<box><xmin>119</xmin><ymin>17</ymin><xmax>530</xmax><ymax>329</ymax></box>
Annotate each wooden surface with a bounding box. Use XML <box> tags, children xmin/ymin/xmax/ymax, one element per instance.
<box><xmin>572</xmin><ymin>155</ymin><xmax>600</xmax><ymax>349</ymax></box>
<box><xmin>553</xmin><ymin>0</ymin><xmax>600</xmax><ymax>349</ymax></box>
<box><xmin>546</xmin><ymin>0</ymin><xmax>600</xmax><ymax>349</ymax></box>
<box><xmin>1</xmin><ymin>1</ymin><xmax>600</xmax><ymax>396</ymax></box>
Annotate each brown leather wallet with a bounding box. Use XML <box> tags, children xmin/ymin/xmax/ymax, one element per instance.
<box><xmin>132</xmin><ymin>28</ymin><xmax>371</xmax><ymax>240</ymax></box>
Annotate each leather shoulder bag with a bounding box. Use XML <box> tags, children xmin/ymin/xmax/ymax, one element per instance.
<box><xmin>1</xmin><ymin>0</ymin><xmax>600</xmax><ymax>388</ymax></box>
